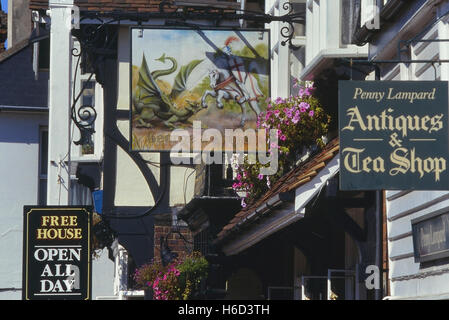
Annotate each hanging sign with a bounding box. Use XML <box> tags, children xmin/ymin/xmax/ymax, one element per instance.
<box><xmin>339</xmin><ymin>81</ymin><xmax>449</xmax><ymax>190</ymax></box>
<box><xmin>22</xmin><ymin>206</ymin><xmax>92</xmax><ymax>300</ymax></box>
<box><xmin>129</xmin><ymin>27</ymin><xmax>270</xmax><ymax>152</ymax></box>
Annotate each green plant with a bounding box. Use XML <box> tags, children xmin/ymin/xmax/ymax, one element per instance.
<box><xmin>91</xmin><ymin>212</ymin><xmax>116</xmax><ymax>259</ymax></box>
<box><xmin>133</xmin><ymin>251</ymin><xmax>208</xmax><ymax>300</ymax></box>
<box><xmin>232</xmin><ymin>81</ymin><xmax>331</xmax><ymax>207</ymax></box>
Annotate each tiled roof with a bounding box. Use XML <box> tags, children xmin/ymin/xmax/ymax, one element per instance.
<box><xmin>29</xmin><ymin>0</ymin><xmax>48</xmax><ymax>10</ymax></box>
<box><xmin>30</xmin><ymin>0</ymin><xmax>239</xmax><ymax>12</ymax></box>
<box><xmin>30</xmin><ymin>0</ymin><xmax>162</xmax><ymax>12</ymax></box>
<box><xmin>0</xmin><ymin>40</ymin><xmax>49</xmax><ymax>108</ymax></box>
<box><xmin>215</xmin><ymin>137</ymin><xmax>340</xmax><ymax>243</ymax></box>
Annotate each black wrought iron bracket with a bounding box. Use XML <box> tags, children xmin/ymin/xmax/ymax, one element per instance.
<box><xmin>78</xmin><ymin>1</ymin><xmax>305</xmax><ymax>50</ymax></box>
<box><xmin>66</xmin><ymin>2</ymin><xmax>304</xmax><ymax>220</ymax></box>
<box><xmin>70</xmin><ymin>44</ymin><xmax>98</xmax><ymax>146</ymax></box>
<box><xmin>69</xmin><ymin>1</ymin><xmax>304</xmax><ymax>149</ymax></box>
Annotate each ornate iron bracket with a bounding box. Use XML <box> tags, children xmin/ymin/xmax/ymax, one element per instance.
<box><xmin>68</xmin><ymin>1</ymin><xmax>304</xmax><ymax>150</ymax></box>
<box><xmin>78</xmin><ymin>1</ymin><xmax>305</xmax><ymax>50</ymax></box>
<box><xmin>71</xmin><ymin>46</ymin><xmax>97</xmax><ymax>146</ymax></box>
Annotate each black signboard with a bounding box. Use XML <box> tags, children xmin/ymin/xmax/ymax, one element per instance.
<box><xmin>339</xmin><ymin>81</ymin><xmax>449</xmax><ymax>190</ymax></box>
<box><xmin>22</xmin><ymin>206</ymin><xmax>92</xmax><ymax>300</ymax></box>
<box><xmin>412</xmin><ymin>208</ymin><xmax>449</xmax><ymax>263</ymax></box>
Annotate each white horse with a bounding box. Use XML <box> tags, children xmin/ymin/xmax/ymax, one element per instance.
<box><xmin>201</xmin><ymin>68</ymin><xmax>261</xmax><ymax>127</ymax></box>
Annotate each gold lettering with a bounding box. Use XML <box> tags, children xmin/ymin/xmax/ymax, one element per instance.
<box><xmin>342</xmin><ymin>106</ymin><xmax>367</xmax><ymax>131</ymax></box>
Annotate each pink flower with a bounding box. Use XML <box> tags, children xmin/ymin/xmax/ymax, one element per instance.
<box><xmin>305</xmin><ymin>87</ymin><xmax>314</xmax><ymax>95</ymax></box>
<box><xmin>309</xmin><ymin>110</ymin><xmax>314</xmax><ymax>117</ymax></box>
<box><xmin>274</xmin><ymin>109</ymin><xmax>280</xmax><ymax>117</ymax></box>
<box><xmin>292</xmin><ymin>115</ymin><xmax>300</xmax><ymax>124</ymax></box>
<box><xmin>293</xmin><ymin>78</ymin><xmax>299</xmax><ymax>88</ymax></box>
<box><xmin>265</xmin><ymin>111</ymin><xmax>273</xmax><ymax>120</ymax></box>
<box><xmin>299</xmin><ymin>102</ymin><xmax>310</xmax><ymax>113</ymax></box>
<box><xmin>232</xmin><ymin>183</ymin><xmax>239</xmax><ymax>189</ymax></box>
<box><xmin>258</xmin><ymin>174</ymin><xmax>264</xmax><ymax>180</ymax></box>
<box><xmin>280</xmin><ymin>135</ymin><xmax>286</xmax><ymax>141</ymax></box>
<box><xmin>236</xmin><ymin>174</ymin><xmax>242</xmax><ymax>181</ymax></box>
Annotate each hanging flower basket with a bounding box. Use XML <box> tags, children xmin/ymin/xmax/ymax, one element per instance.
<box><xmin>232</xmin><ymin>81</ymin><xmax>331</xmax><ymax>207</ymax></box>
<box><xmin>134</xmin><ymin>251</ymin><xmax>209</xmax><ymax>300</ymax></box>
<box><xmin>91</xmin><ymin>212</ymin><xmax>117</xmax><ymax>259</ymax></box>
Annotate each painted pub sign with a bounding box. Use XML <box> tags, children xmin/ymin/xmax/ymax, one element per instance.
<box><xmin>22</xmin><ymin>206</ymin><xmax>92</xmax><ymax>300</ymax></box>
<box><xmin>339</xmin><ymin>81</ymin><xmax>449</xmax><ymax>190</ymax></box>
<box><xmin>130</xmin><ymin>27</ymin><xmax>270</xmax><ymax>152</ymax></box>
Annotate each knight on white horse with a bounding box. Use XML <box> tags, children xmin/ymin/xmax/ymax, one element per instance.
<box><xmin>201</xmin><ymin>36</ymin><xmax>263</xmax><ymax>127</ymax></box>
<box><xmin>222</xmin><ymin>36</ymin><xmax>264</xmax><ymax>104</ymax></box>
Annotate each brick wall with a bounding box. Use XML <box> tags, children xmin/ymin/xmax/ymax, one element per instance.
<box><xmin>153</xmin><ymin>224</ymin><xmax>193</xmax><ymax>264</ymax></box>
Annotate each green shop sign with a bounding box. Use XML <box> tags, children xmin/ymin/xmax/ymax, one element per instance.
<box><xmin>339</xmin><ymin>81</ymin><xmax>449</xmax><ymax>190</ymax></box>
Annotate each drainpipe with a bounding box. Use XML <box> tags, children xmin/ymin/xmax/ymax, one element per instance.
<box><xmin>374</xmin><ymin>65</ymin><xmax>383</xmax><ymax>300</ymax></box>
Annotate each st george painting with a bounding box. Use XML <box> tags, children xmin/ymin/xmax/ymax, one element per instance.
<box><xmin>130</xmin><ymin>28</ymin><xmax>270</xmax><ymax>152</ymax></box>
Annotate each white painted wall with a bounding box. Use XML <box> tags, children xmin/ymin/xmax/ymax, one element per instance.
<box><xmin>0</xmin><ymin>112</ymin><xmax>47</xmax><ymax>299</ymax></box>
<box><xmin>384</xmin><ymin>14</ymin><xmax>449</xmax><ymax>299</ymax></box>
<box><xmin>301</xmin><ymin>0</ymin><xmax>368</xmax><ymax>80</ymax></box>
<box><xmin>92</xmin><ymin>249</ymin><xmax>115</xmax><ymax>299</ymax></box>
<box><xmin>265</xmin><ymin>0</ymin><xmax>306</xmax><ymax>98</ymax></box>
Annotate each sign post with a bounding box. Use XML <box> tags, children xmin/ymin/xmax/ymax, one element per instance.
<box><xmin>339</xmin><ymin>81</ymin><xmax>449</xmax><ymax>190</ymax></box>
<box><xmin>22</xmin><ymin>206</ymin><xmax>92</xmax><ymax>300</ymax></box>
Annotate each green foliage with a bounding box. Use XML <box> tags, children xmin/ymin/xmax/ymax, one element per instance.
<box><xmin>232</xmin><ymin>82</ymin><xmax>332</xmax><ymax>207</ymax></box>
<box><xmin>133</xmin><ymin>251</ymin><xmax>209</xmax><ymax>300</ymax></box>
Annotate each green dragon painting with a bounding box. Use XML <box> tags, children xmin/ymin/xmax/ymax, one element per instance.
<box><xmin>132</xmin><ymin>54</ymin><xmax>204</xmax><ymax>129</ymax></box>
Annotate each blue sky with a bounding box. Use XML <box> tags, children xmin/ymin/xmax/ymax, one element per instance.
<box><xmin>1</xmin><ymin>0</ymin><xmax>7</xmax><ymax>12</ymax></box>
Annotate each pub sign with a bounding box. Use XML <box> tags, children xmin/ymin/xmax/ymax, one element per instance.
<box><xmin>339</xmin><ymin>81</ymin><xmax>449</xmax><ymax>190</ymax></box>
<box><xmin>130</xmin><ymin>27</ymin><xmax>270</xmax><ymax>152</ymax></box>
<box><xmin>22</xmin><ymin>206</ymin><xmax>92</xmax><ymax>300</ymax></box>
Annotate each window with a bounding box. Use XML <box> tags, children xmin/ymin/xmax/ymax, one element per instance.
<box><xmin>71</xmin><ymin>39</ymin><xmax>104</xmax><ymax>162</ymax></box>
<box><xmin>80</xmin><ymin>80</ymin><xmax>96</xmax><ymax>156</ymax></box>
<box><xmin>38</xmin><ymin>127</ymin><xmax>48</xmax><ymax>205</ymax></box>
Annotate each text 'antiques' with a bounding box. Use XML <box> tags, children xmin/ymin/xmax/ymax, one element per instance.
<box><xmin>339</xmin><ymin>81</ymin><xmax>449</xmax><ymax>190</ymax></box>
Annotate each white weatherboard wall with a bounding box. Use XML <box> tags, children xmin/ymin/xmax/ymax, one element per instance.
<box><xmin>301</xmin><ymin>0</ymin><xmax>367</xmax><ymax>80</ymax></box>
<box><xmin>0</xmin><ymin>113</ymin><xmax>47</xmax><ymax>299</ymax></box>
<box><xmin>384</xmin><ymin>15</ymin><xmax>449</xmax><ymax>299</ymax></box>
<box><xmin>386</xmin><ymin>191</ymin><xmax>449</xmax><ymax>298</ymax></box>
